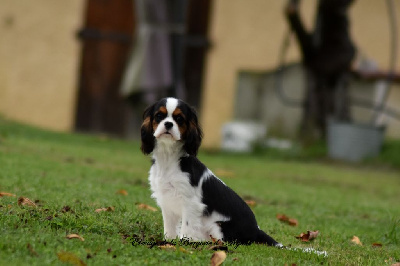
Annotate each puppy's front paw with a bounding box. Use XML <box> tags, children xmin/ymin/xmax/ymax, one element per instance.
<box><xmin>164</xmin><ymin>233</ymin><xmax>179</xmax><ymax>240</ymax></box>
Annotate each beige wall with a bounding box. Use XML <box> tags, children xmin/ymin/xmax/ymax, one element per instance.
<box><xmin>201</xmin><ymin>0</ymin><xmax>400</xmax><ymax>148</ymax></box>
<box><xmin>0</xmin><ymin>0</ymin><xmax>84</xmax><ymax>131</ymax></box>
<box><xmin>0</xmin><ymin>1</ymin><xmax>398</xmax><ymax>142</ymax></box>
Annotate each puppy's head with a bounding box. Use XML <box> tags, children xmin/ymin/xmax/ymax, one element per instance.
<box><xmin>141</xmin><ymin>98</ymin><xmax>203</xmax><ymax>156</ymax></box>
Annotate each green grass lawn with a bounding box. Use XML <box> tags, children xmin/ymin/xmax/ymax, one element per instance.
<box><xmin>1</xmin><ymin>119</ymin><xmax>399</xmax><ymax>265</ymax></box>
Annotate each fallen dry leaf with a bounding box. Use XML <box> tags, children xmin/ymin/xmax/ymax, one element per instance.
<box><xmin>210</xmin><ymin>251</ymin><xmax>226</xmax><ymax>266</ymax></box>
<box><xmin>116</xmin><ymin>189</ymin><xmax>128</xmax><ymax>196</ymax></box>
<box><xmin>351</xmin><ymin>236</ymin><xmax>362</xmax><ymax>246</ymax></box>
<box><xmin>295</xmin><ymin>230</ymin><xmax>319</xmax><ymax>242</ymax></box>
<box><xmin>17</xmin><ymin>197</ymin><xmax>37</xmax><ymax>207</ymax></box>
<box><xmin>288</xmin><ymin>219</ymin><xmax>298</xmax><ymax>226</ymax></box>
<box><xmin>372</xmin><ymin>242</ymin><xmax>383</xmax><ymax>248</ymax></box>
<box><xmin>136</xmin><ymin>203</ymin><xmax>157</xmax><ymax>212</ymax></box>
<box><xmin>276</xmin><ymin>214</ymin><xmax>288</xmax><ymax>221</ymax></box>
<box><xmin>95</xmin><ymin>206</ymin><xmax>115</xmax><ymax>213</ymax></box>
<box><xmin>178</xmin><ymin>246</ymin><xmax>193</xmax><ymax>254</ymax></box>
<box><xmin>245</xmin><ymin>200</ymin><xmax>257</xmax><ymax>207</ymax></box>
<box><xmin>61</xmin><ymin>206</ymin><xmax>73</xmax><ymax>213</ymax></box>
<box><xmin>277</xmin><ymin>214</ymin><xmax>298</xmax><ymax>226</ymax></box>
<box><xmin>210</xmin><ymin>235</ymin><xmax>217</xmax><ymax>243</ymax></box>
<box><xmin>57</xmin><ymin>251</ymin><xmax>86</xmax><ymax>266</ymax></box>
<box><xmin>66</xmin><ymin>234</ymin><xmax>85</xmax><ymax>241</ymax></box>
<box><xmin>0</xmin><ymin>192</ymin><xmax>16</xmax><ymax>197</ymax></box>
<box><xmin>159</xmin><ymin>244</ymin><xmax>176</xmax><ymax>251</ymax></box>
<box><xmin>210</xmin><ymin>235</ymin><xmax>224</xmax><ymax>246</ymax></box>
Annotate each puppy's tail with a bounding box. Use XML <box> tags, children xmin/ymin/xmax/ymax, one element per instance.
<box><xmin>256</xmin><ymin>230</ymin><xmax>283</xmax><ymax>247</ymax></box>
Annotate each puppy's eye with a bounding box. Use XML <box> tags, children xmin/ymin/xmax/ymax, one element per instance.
<box><xmin>174</xmin><ymin>115</ymin><xmax>184</xmax><ymax>124</ymax></box>
<box><xmin>155</xmin><ymin>112</ymin><xmax>165</xmax><ymax>122</ymax></box>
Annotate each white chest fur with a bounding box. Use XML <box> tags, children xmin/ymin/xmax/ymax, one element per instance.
<box><xmin>149</xmin><ymin>139</ymin><xmax>200</xmax><ymax>217</ymax></box>
<box><xmin>149</xmin><ymin>157</ymin><xmax>193</xmax><ymax>215</ymax></box>
<box><xmin>148</xmin><ymin>138</ymin><xmax>226</xmax><ymax>241</ymax></box>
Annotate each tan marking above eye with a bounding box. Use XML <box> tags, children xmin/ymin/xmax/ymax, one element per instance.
<box><xmin>172</xmin><ymin>108</ymin><xmax>185</xmax><ymax>118</ymax></box>
<box><xmin>159</xmin><ymin>106</ymin><xmax>167</xmax><ymax>114</ymax></box>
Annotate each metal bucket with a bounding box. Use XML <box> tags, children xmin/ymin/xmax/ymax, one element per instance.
<box><xmin>327</xmin><ymin>119</ymin><xmax>386</xmax><ymax>162</ymax></box>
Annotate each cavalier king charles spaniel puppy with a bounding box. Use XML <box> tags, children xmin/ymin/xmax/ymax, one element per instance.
<box><xmin>140</xmin><ymin>97</ymin><xmax>280</xmax><ymax>246</ymax></box>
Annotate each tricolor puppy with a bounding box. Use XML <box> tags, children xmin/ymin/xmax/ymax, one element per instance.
<box><xmin>141</xmin><ymin>97</ymin><xmax>279</xmax><ymax>246</ymax></box>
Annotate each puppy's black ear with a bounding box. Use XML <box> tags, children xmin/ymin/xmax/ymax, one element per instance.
<box><xmin>184</xmin><ymin>106</ymin><xmax>203</xmax><ymax>156</ymax></box>
<box><xmin>140</xmin><ymin>104</ymin><xmax>155</xmax><ymax>155</ymax></box>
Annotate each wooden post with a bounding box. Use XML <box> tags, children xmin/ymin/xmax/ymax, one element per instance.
<box><xmin>75</xmin><ymin>0</ymin><xmax>135</xmax><ymax>137</ymax></box>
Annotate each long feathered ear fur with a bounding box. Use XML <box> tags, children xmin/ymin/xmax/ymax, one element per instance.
<box><xmin>140</xmin><ymin>104</ymin><xmax>155</xmax><ymax>155</ymax></box>
<box><xmin>184</xmin><ymin>106</ymin><xmax>203</xmax><ymax>156</ymax></box>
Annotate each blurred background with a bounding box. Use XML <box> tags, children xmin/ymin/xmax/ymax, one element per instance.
<box><xmin>1</xmin><ymin>0</ymin><xmax>399</xmax><ymax>160</ymax></box>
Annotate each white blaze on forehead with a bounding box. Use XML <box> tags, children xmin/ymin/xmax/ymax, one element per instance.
<box><xmin>166</xmin><ymin>98</ymin><xmax>179</xmax><ymax>116</ymax></box>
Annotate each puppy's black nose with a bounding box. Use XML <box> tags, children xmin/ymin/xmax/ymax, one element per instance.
<box><xmin>164</xmin><ymin>122</ymin><xmax>173</xmax><ymax>130</ymax></box>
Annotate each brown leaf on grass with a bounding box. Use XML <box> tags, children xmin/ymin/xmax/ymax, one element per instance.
<box><xmin>210</xmin><ymin>251</ymin><xmax>227</xmax><ymax>266</ymax></box>
<box><xmin>61</xmin><ymin>206</ymin><xmax>73</xmax><ymax>213</ymax></box>
<box><xmin>159</xmin><ymin>244</ymin><xmax>176</xmax><ymax>251</ymax></box>
<box><xmin>95</xmin><ymin>206</ymin><xmax>115</xmax><ymax>213</ymax></box>
<box><xmin>0</xmin><ymin>192</ymin><xmax>16</xmax><ymax>197</ymax></box>
<box><xmin>245</xmin><ymin>200</ymin><xmax>257</xmax><ymax>207</ymax></box>
<box><xmin>116</xmin><ymin>189</ymin><xmax>128</xmax><ymax>196</ymax></box>
<box><xmin>372</xmin><ymin>242</ymin><xmax>383</xmax><ymax>248</ymax></box>
<box><xmin>276</xmin><ymin>213</ymin><xmax>289</xmax><ymax>221</ymax></box>
<box><xmin>66</xmin><ymin>234</ymin><xmax>85</xmax><ymax>241</ymax></box>
<box><xmin>179</xmin><ymin>246</ymin><xmax>193</xmax><ymax>254</ymax></box>
<box><xmin>287</xmin><ymin>219</ymin><xmax>299</xmax><ymax>227</ymax></box>
<box><xmin>295</xmin><ymin>230</ymin><xmax>319</xmax><ymax>242</ymax></box>
<box><xmin>27</xmin><ymin>243</ymin><xmax>39</xmax><ymax>257</ymax></box>
<box><xmin>277</xmin><ymin>214</ymin><xmax>298</xmax><ymax>226</ymax></box>
<box><xmin>210</xmin><ymin>235</ymin><xmax>217</xmax><ymax>243</ymax></box>
<box><xmin>351</xmin><ymin>236</ymin><xmax>362</xmax><ymax>246</ymax></box>
<box><xmin>57</xmin><ymin>251</ymin><xmax>86</xmax><ymax>266</ymax></box>
<box><xmin>136</xmin><ymin>203</ymin><xmax>157</xmax><ymax>212</ymax></box>
<box><xmin>208</xmin><ymin>235</ymin><xmax>228</xmax><ymax>251</ymax></box>
<box><xmin>210</xmin><ymin>235</ymin><xmax>224</xmax><ymax>246</ymax></box>
<box><xmin>17</xmin><ymin>197</ymin><xmax>37</xmax><ymax>207</ymax></box>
